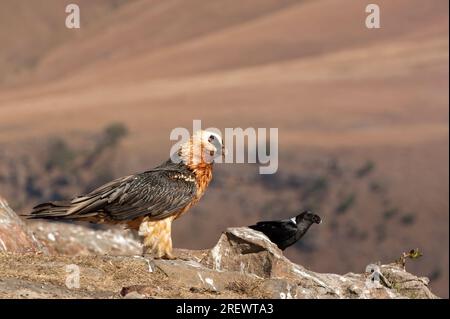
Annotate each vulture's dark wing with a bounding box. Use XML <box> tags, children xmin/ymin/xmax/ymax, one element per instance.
<box><xmin>249</xmin><ymin>220</ymin><xmax>297</xmax><ymax>244</ymax></box>
<box><xmin>29</xmin><ymin>168</ymin><xmax>197</xmax><ymax>222</ymax></box>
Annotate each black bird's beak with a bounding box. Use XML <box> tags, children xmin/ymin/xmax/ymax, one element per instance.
<box><xmin>314</xmin><ymin>216</ymin><xmax>322</xmax><ymax>224</ymax></box>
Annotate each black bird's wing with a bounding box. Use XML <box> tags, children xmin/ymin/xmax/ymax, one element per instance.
<box><xmin>29</xmin><ymin>167</ymin><xmax>197</xmax><ymax>222</ymax></box>
<box><xmin>249</xmin><ymin>220</ymin><xmax>297</xmax><ymax>245</ymax></box>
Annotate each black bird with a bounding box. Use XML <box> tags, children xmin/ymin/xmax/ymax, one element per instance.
<box><xmin>248</xmin><ymin>211</ymin><xmax>322</xmax><ymax>250</ymax></box>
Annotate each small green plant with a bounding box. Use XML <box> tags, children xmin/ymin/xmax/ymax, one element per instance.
<box><xmin>356</xmin><ymin>160</ymin><xmax>375</xmax><ymax>178</ymax></box>
<box><xmin>302</xmin><ymin>176</ymin><xmax>328</xmax><ymax>198</ymax></box>
<box><xmin>45</xmin><ymin>138</ymin><xmax>75</xmax><ymax>171</ymax></box>
<box><xmin>383</xmin><ymin>208</ymin><xmax>399</xmax><ymax>220</ymax></box>
<box><xmin>300</xmin><ymin>176</ymin><xmax>328</xmax><ymax>211</ymax></box>
<box><xmin>369</xmin><ymin>180</ymin><xmax>384</xmax><ymax>193</ymax></box>
<box><xmin>83</xmin><ymin>122</ymin><xmax>128</xmax><ymax>168</ymax></box>
<box><xmin>335</xmin><ymin>193</ymin><xmax>356</xmax><ymax>215</ymax></box>
<box><xmin>400</xmin><ymin>213</ymin><xmax>416</xmax><ymax>226</ymax></box>
<box><xmin>101</xmin><ymin>122</ymin><xmax>128</xmax><ymax>148</ymax></box>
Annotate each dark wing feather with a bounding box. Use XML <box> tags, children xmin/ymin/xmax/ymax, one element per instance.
<box><xmin>28</xmin><ymin>168</ymin><xmax>197</xmax><ymax>222</ymax></box>
<box><xmin>249</xmin><ymin>220</ymin><xmax>297</xmax><ymax>244</ymax></box>
<box><xmin>103</xmin><ymin>171</ymin><xmax>197</xmax><ymax>221</ymax></box>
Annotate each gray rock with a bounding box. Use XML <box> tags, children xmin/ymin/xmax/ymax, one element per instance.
<box><xmin>0</xmin><ymin>197</ymin><xmax>46</xmax><ymax>254</ymax></box>
<box><xmin>0</xmin><ymin>199</ymin><xmax>439</xmax><ymax>299</ymax></box>
<box><xmin>201</xmin><ymin>227</ymin><xmax>438</xmax><ymax>299</ymax></box>
<box><xmin>28</xmin><ymin>220</ymin><xmax>141</xmax><ymax>256</ymax></box>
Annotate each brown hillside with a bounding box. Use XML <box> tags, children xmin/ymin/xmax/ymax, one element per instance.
<box><xmin>0</xmin><ymin>0</ymin><xmax>448</xmax><ymax>297</ymax></box>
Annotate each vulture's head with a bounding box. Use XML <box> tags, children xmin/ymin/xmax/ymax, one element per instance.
<box><xmin>179</xmin><ymin>130</ymin><xmax>225</xmax><ymax>166</ymax></box>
